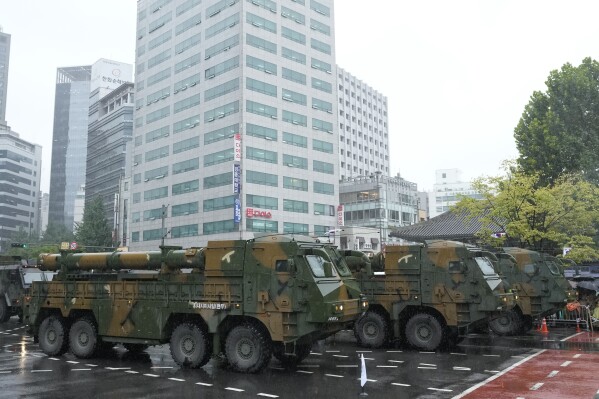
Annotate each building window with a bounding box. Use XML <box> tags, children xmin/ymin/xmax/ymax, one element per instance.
<box><xmin>204</xmin><ymin>195</ymin><xmax>235</xmax><ymax>211</ymax></box>
<box><xmin>283</xmin><ymin>222</ymin><xmax>308</xmax><ymax>234</ymax></box>
<box><xmin>203</xmin><ymin>172</ymin><xmax>232</xmax><ymax>189</ymax></box>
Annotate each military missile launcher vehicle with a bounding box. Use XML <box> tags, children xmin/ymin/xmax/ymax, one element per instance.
<box><xmin>0</xmin><ymin>256</ymin><xmax>55</xmax><ymax>322</ymax></box>
<box><xmin>342</xmin><ymin>240</ymin><xmax>514</xmax><ymax>351</ymax></box>
<box><xmin>489</xmin><ymin>248</ymin><xmax>574</xmax><ymax>335</ymax></box>
<box><xmin>23</xmin><ymin>236</ymin><xmax>367</xmax><ymax>373</ymax></box>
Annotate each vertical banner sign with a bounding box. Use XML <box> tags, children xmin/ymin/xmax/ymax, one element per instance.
<box><xmin>233</xmin><ymin>164</ymin><xmax>241</xmax><ymax>193</ymax></box>
<box><xmin>337</xmin><ymin>205</ymin><xmax>344</xmax><ymax>226</ymax></box>
<box><xmin>234</xmin><ymin>196</ymin><xmax>241</xmax><ymax>223</ymax></box>
<box><xmin>234</xmin><ymin>133</ymin><xmax>242</xmax><ymax>161</ymax></box>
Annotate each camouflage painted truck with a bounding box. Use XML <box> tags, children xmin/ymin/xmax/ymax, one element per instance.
<box><xmin>488</xmin><ymin>248</ymin><xmax>575</xmax><ymax>335</ymax></box>
<box><xmin>342</xmin><ymin>240</ymin><xmax>514</xmax><ymax>351</ymax></box>
<box><xmin>23</xmin><ymin>236</ymin><xmax>367</xmax><ymax>373</ymax></box>
<box><xmin>0</xmin><ymin>256</ymin><xmax>55</xmax><ymax>322</ymax></box>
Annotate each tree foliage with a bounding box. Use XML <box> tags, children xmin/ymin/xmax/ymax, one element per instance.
<box><xmin>74</xmin><ymin>196</ymin><xmax>113</xmax><ymax>249</ymax></box>
<box><xmin>514</xmin><ymin>57</ymin><xmax>599</xmax><ymax>186</ymax></box>
<box><xmin>453</xmin><ymin>162</ymin><xmax>599</xmax><ymax>262</ymax></box>
<box><xmin>41</xmin><ymin>221</ymin><xmax>75</xmax><ymax>244</ymax></box>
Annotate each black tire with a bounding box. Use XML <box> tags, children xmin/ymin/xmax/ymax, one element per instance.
<box><xmin>354</xmin><ymin>311</ymin><xmax>390</xmax><ymax>348</ymax></box>
<box><xmin>69</xmin><ymin>317</ymin><xmax>99</xmax><ymax>358</ymax></box>
<box><xmin>273</xmin><ymin>342</ymin><xmax>312</xmax><ymax>367</ymax></box>
<box><xmin>489</xmin><ymin>310</ymin><xmax>522</xmax><ymax>336</ymax></box>
<box><xmin>225</xmin><ymin>323</ymin><xmax>272</xmax><ymax>373</ymax></box>
<box><xmin>405</xmin><ymin>313</ymin><xmax>444</xmax><ymax>351</ymax></box>
<box><xmin>169</xmin><ymin>323</ymin><xmax>211</xmax><ymax>369</ymax></box>
<box><xmin>38</xmin><ymin>315</ymin><xmax>69</xmax><ymax>356</ymax></box>
<box><xmin>0</xmin><ymin>298</ymin><xmax>9</xmax><ymax>323</ymax></box>
<box><xmin>123</xmin><ymin>343</ymin><xmax>149</xmax><ymax>353</ymax></box>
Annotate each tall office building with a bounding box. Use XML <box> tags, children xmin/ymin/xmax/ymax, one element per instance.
<box><xmin>131</xmin><ymin>0</ymin><xmax>337</xmax><ymax>248</ymax></box>
<box><xmin>337</xmin><ymin>67</ymin><xmax>389</xmax><ymax>180</ymax></box>
<box><xmin>0</xmin><ymin>28</ymin><xmax>10</xmax><ymax>126</ymax></box>
<box><xmin>428</xmin><ymin>168</ymin><xmax>482</xmax><ymax>218</ymax></box>
<box><xmin>49</xmin><ymin>60</ymin><xmax>132</xmax><ymax>231</ymax></box>
<box><xmin>0</xmin><ymin>126</ymin><xmax>42</xmax><ymax>248</ymax></box>
<box><xmin>87</xmin><ymin>82</ymin><xmax>134</xmax><ymax>238</ymax></box>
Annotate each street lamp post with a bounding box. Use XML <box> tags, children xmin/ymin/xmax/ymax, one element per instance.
<box><xmin>375</xmin><ymin>171</ymin><xmax>383</xmax><ymax>250</ymax></box>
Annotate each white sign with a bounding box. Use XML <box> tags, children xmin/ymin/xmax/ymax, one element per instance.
<box><xmin>91</xmin><ymin>58</ymin><xmax>133</xmax><ymax>92</ymax></box>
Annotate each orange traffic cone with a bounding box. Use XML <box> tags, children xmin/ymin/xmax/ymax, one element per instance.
<box><xmin>540</xmin><ymin>318</ymin><xmax>549</xmax><ymax>334</ymax></box>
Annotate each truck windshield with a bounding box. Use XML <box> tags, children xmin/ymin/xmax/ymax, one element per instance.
<box><xmin>474</xmin><ymin>257</ymin><xmax>498</xmax><ymax>276</ymax></box>
<box><xmin>306</xmin><ymin>255</ymin><xmax>338</xmax><ymax>278</ymax></box>
<box><xmin>544</xmin><ymin>259</ymin><xmax>563</xmax><ymax>276</ymax></box>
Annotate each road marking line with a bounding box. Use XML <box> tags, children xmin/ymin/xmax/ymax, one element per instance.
<box><xmin>258</xmin><ymin>394</ymin><xmax>279</xmax><ymax>398</ymax></box>
<box><xmin>325</xmin><ymin>374</ymin><xmax>344</xmax><ymax>378</ymax></box>
<box><xmin>452</xmin><ymin>349</ymin><xmax>546</xmax><ymax>399</ymax></box>
<box><xmin>482</xmin><ymin>354</ymin><xmax>500</xmax><ymax>357</ymax></box>
<box><xmin>428</xmin><ymin>388</ymin><xmax>452</xmax><ymax>392</ymax></box>
<box><xmin>363</xmin><ymin>358</ymin><xmax>374</xmax><ymax>360</ymax></box>
<box><xmin>48</xmin><ymin>357</ymin><xmax>60</xmax><ymax>361</ymax></box>
<box><xmin>125</xmin><ymin>371</ymin><xmax>139</xmax><ymax>374</ymax></box>
<box><xmin>85</xmin><ymin>364</ymin><xmax>98</xmax><ymax>367</ymax></box>
<box><xmin>418</xmin><ymin>367</ymin><xmax>437</xmax><ymax>370</ymax></box>
<box><xmin>356</xmin><ymin>378</ymin><xmax>377</xmax><ymax>383</ymax></box>
<box><xmin>169</xmin><ymin>378</ymin><xmax>185</xmax><ymax>382</ymax></box>
<box><xmin>356</xmin><ymin>350</ymin><xmax>372</xmax><ymax>353</ymax></box>
<box><xmin>31</xmin><ymin>370</ymin><xmax>52</xmax><ymax>373</ymax></box>
<box><xmin>511</xmin><ymin>355</ymin><xmax>526</xmax><ymax>359</ymax></box>
<box><xmin>309</xmin><ymin>352</ymin><xmax>322</xmax><ymax>355</ymax></box>
<box><xmin>386</xmin><ymin>350</ymin><xmax>402</xmax><ymax>353</ymax></box>
<box><xmin>453</xmin><ymin>367</ymin><xmax>471</xmax><ymax>371</ymax></box>
<box><xmin>106</xmin><ymin>367</ymin><xmax>131</xmax><ymax>370</ymax></box>
<box><xmin>225</xmin><ymin>387</ymin><xmax>244</xmax><ymax>392</ymax></box>
<box><xmin>530</xmin><ymin>382</ymin><xmax>544</xmax><ymax>390</ymax></box>
<box><xmin>66</xmin><ymin>361</ymin><xmax>79</xmax><ymax>364</ymax></box>
<box><xmin>143</xmin><ymin>374</ymin><xmax>159</xmax><ymax>377</ymax></box>
<box><xmin>31</xmin><ymin>354</ymin><xmax>45</xmax><ymax>357</ymax></box>
<box><xmin>420</xmin><ymin>363</ymin><xmax>436</xmax><ymax>367</ymax></box>
<box><xmin>484</xmin><ymin>370</ymin><xmax>500</xmax><ymax>373</ymax></box>
<box><xmin>560</xmin><ymin>332</ymin><xmax>585</xmax><ymax>342</ymax></box>
<box><xmin>377</xmin><ymin>365</ymin><xmax>397</xmax><ymax>368</ymax></box>
<box><xmin>573</xmin><ymin>354</ymin><xmax>581</xmax><ymax>358</ymax></box>
<box><xmin>332</xmin><ymin>355</ymin><xmax>348</xmax><ymax>358</ymax></box>
<box><xmin>336</xmin><ymin>365</ymin><xmax>358</xmax><ymax>368</ymax></box>
<box><xmin>547</xmin><ymin>370</ymin><xmax>559</xmax><ymax>378</ymax></box>
<box><xmin>450</xmin><ymin>352</ymin><xmax>467</xmax><ymax>356</ymax></box>
<box><xmin>150</xmin><ymin>366</ymin><xmax>173</xmax><ymax>369</ymax></box>
<box><xmin>560</xmin><ymin>361</ymin><xmax>572</xmax><ymax>367</ymax></box>
<box><xmin>392</xmin><ymin>383</ymin><xmax>410</xmax><ymax>387</ymax></box>
<box><xmin>71</xmin><ymin>368</ymin><xmax>91</xmax><ymax>371</ymax></box>
<box><xmin>297</xmin><ymin>364</ymin><xmax>319</xmax><ymax>368</ymax></box>
<box><xmin>326</xmin><ymin>350</ymin><xmax>340</xmax><ymax>353</ymax></box>
<box><xmin>196</xmin><ymin>382</ymin><xmax>213</xmax><ymax>387</ymax></box>
<box><xmin>296</xmin><ymin>370</ymin><xmax>313</xmax><ymax>374</ymax></box>
<box><xmin>388</xmin><ymin>360</ymin><xmax>404</xmax><ymax>363</ymax></box>
<box><xmin>0</xmin><ymin>371</ymin><xmax>11</xmax><ymax>374</ymax></box>
<box><xmin>419</xmin><ymin>351</ymin><xmax>435</xmax><ymax>354</ymax></box>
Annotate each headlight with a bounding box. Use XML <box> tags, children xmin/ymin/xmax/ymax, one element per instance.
<box><xmin>334</xmin><ymin>304</ymin><xmax>344</xmax><ymax>312</ymax></box>
<box><xmin>361</xmin><ymin>300</ymin><xmax>368</xmax><ymax>309</ymax></box>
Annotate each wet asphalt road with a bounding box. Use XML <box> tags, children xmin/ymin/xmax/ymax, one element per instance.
<box><xmin>0</xmin><ymin>317</ymin><xmax>597</xmax><ymax>399</ymax></box>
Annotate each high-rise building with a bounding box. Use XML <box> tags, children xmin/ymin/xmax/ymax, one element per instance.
<box><xmin>0</xmin><ymin>28</ymin><xmax>10</xmax><ymax>126</ymax></box>
<box><xmin>49</xmin><ymin>60</ymin><xmax>132</xmax><ymax>231</ymax></box>
<box><xmin>0</xmin><ymin>125</ymin><xmax>42</xmax><ymax>248</ymax></box>
<box><xmin>336</xmin><ymin>67</ymin><xmax>389</xmax><ymax>180</ymax></box>
<box><xmin>86</xmin><ymin>82</ymin><xmax>134</xmax><ymax>238</ymax></box>
<box><xmin>428</xmin><ymin>168</ymin><xmax>482</xmax><ymax>218</ymax></box>
<box><xmin>131</xmin><ymin>0</ymin><xmax>337</xmax><ymax>248</ymax></box>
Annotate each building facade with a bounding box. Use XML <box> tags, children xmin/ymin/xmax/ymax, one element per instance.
<box><xmin>0</xmin><ymin>28</ymin><xmax>9</xmax><ymax>126</ymax></box>
<box><xmin>428</xmin><ymin>168</ymin><xmax>482</xmax><ymax>218</ymax></box>
<box><xmin>86</xmin><ymin>82</ymin><xmax>134</xmax><ymax>238</ymax></box>
<box><xmin>336</xmin><ymin>67</ymin><xmax>389</xmax><ymax>180</ymax></box>
<box><xmin>0</xmin><ymin>126</ymin><xmax>42</xmax><ymax>248</ymax></box>
<box><xmin>130</xmin><ymin>0</ymin><xmax>338</xmax><ymax>249</ymax></box>
<box><xmin>339</xmin><ymin>172</ymin><xmax>419</xmax><ymax>245</ymax></box>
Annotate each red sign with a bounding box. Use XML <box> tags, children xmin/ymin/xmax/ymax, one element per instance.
<box><xmin>246</xmin><ymin>208</ymin><xmax>272</xmax><ymax>219</ymax></box>
<box><xmin>337</xmin><ymin>204</ymin><xmax>344</xmax><ymax>226</ymax></box>
<box><xmin>234</xmin><ymin>133</ymin><xmax>242</xmax><ymax>161</ymax></box>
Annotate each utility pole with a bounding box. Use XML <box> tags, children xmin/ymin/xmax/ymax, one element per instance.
<box><xmin>160</xmin><ymin>204</ymin><xmax>169</xmax><ymax>247</ymax></box>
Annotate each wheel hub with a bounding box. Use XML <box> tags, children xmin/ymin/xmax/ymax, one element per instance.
<box><xmin>47</xmin><ymin>329</ymin><xmax>57</xmax><ymax>344</ymax></box>
<box><xmin>182</xmin><ymin>336</ymin><xmax>195</xmax><ymax>354</ymax></box>
<box><xmin>417</xmin><ymin>325</ymin><xmax>431</xmax><ymax>340</ymax></box>
<box><xmin>237</xmin><ymin>338</ymin><xmax>254</xmax><ymax>359</ymax></box>
<box><xmin>364</xmin><ymin>322</ymin><xmax>378</xmax><ymax>337</ymax></box>
<box><xmin>78</xmin><ymin>332</ymin><xmax>89</xmax><ymax>346</ymax></box>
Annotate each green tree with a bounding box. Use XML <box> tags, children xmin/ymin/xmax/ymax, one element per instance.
<box><xmin>41</xmin><ymin>221</ymin><xmax>75</xmax><ymax>244</ymax></box>
<box><xmin>514</xmin><ymin>57</ymin><xmax>599</xmax><ymax>186</ymax></box>
<box><xmin>74</xmin><ymin>197</ymin><xmax>113</xmax><ymax>249</ymax></box>
<box><xmin>453</xmin><ymin>162</ymin><xmax>599</xmax><ymax>262</ymax></box>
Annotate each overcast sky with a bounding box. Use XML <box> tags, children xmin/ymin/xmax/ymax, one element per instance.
<box><xmin>3</xmin><ymin>0</ymin><xmax>599</xmax><ymax>193</ymax></box>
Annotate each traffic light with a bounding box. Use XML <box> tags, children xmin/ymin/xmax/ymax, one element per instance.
<box><xmin>10</xmin><ymin>243</ymin><xmax>28</xmax><ymax>248</ymax></box>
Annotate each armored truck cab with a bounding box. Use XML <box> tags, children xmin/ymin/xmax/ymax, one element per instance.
<box><xmin>345</xmin><ymin>240</ymin><xmax>514</xmax><ymax>351</ymax></box>
<box><xmin>490</xmin><ymin>248</ymin><xmax>573</xmax><ymax>335</ymax></box>
<box><xmin>23</xmin><ymin>236</ymin><xmax>367</xmax><ymax>373</ymax></box>
<box><xmin>0</xmin><ymin>256</ymin><xmax>55</xmax><ymax>322</ymax></box>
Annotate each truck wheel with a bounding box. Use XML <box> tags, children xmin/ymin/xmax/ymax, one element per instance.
<box><xmin>489</xmin><ymin>310</ymin><xmax>521</xmax><ymax>336</ymax></box>
<box><xmin>39</xmin><ymin>315</ymin><xmax>69</xmax><ymax>356</ymax></box>
<box><xmin>354</xmin><ymin>311</ymin><xmax>389</xmax><ymax>348</ymax></box>
<box><xmin>405</xmin><ymin>313</ymin><xmax>443</xmax><ymax>351</ymax></box>
<box><xmin>0</xmin><ymin>298</ymin><xmax>9</xmax><ymax>322</ymax></box>
<box><xmin>273</xmin><ymin>342</ymin><xmax>312</xmax><ymax>367</ymax></box>
<box><xmin>170</xmin><ymin>323</ymin><xmax>210</xmax><ymax>368</ymax></box>
<box><xmin>69</xmin><ymin>317</ymin><xmax>99</xmax><ymax>358</ymax></box>
<box><xmin>124</xmin><ymin>343</ymin><xmax>149</xmax><ymax>353</ymax></box>
<box><xmin>225</xmin><ymin>323</ymin><xmax>272</xmax><ymax>373</ymax></box>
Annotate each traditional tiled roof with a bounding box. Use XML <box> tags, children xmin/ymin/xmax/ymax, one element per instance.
<box><xmin>390</xmin><ymin>209</ymin><xmax>500</xmax><ymax>242</ymax></box>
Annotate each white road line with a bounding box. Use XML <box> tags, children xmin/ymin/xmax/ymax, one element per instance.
<box><xmin>336</xmin><ymin>365</ymin><xmax>358</xmax><ymax>368</ymax></box>
<box><xmin>453</xmin><ymin>367</ymin><xmax>471</xmax><ymax>371</ymax></box>
<box><xmin>573</xmin><ymin>354</ymin><xmax>582</xmax><ymax>359</ymax></box>
<box><xmin>125</xmin><ymin>371</ymin><xmax>139</xmax><ymax>374</ymax></box>
<box><xmin>143</xmin><ymin>374</ymin><xmax>159</xmax><ymax>377</ymax></box>
<box><xmin>560</xmin><ymin>361</ymin><xmax>572</xmax><ymax>367</ymax></box>
<box><xmin>419</xmin><ymin>351</ymin><xmax>435</xmax><ymax>354</ymax></box>
<box><xmin>482</xmin><ymin>354</ymin><xmax>499</xmax><ymax>357</ymax></box>
<box><xmin>392</xmin><ymin>383</ymin><xmax>411</xmax><ymax>387</ymax></box>
<box><xmin>106</xmin><ymin>367</ymin><xmax>131</xmax><ymax>370</ymax></box>
<box><xmin>560</xmin><ymin>332</ymin><xmax>585</xmax><ymax>342</ymax></box>
<box><xmin>356</xmin><ymin>350</ymin><xmax>372</xmax><ymax>353</ymax></box>
<box><xmin>309</xmin><ymin>352</ymin><xmax>323</xmax><ymax>356</ymax></box>
<box><xmin>332</xmin><ymin>355</ymin><xmax>348</xmax><ymax>358</ymax></box>
<box><xmin>66</xmin><ymin>361</ymin><xmax>79</xmax><ymax>364</ymax></box>
<box><xmin>428</xmin><ymin>388</ymin><xmax>452</xmax><ymax>392</ymax></box>
<box><xmin>484</xmin><ymin>370</ymin><xmax>499</xmax><ymax>373</ymax></box>
<box><xmin>86</xmin><ymin>364</ymin><xmax>98</xmax><ymax>367</ymax></box>
<box><xmin>257</xmin><ymin>394</ymin><xmax>279</xmax><ymax>398</ymax></box>
<box><xmin>420</xmin><ymin>363</ymin><xmax>437</xmax><ymax>367</ymax></box>
<box><xmin>196</xmin><ymin>382</ymin><xmax>213</xmax><ymax>387</ymax></box>
<box><xmin>31</xmin><ymin>354</ymin><xmax>45</xmax><ymax>358</ymax></box>
<box><xmin>418</xmin><ymin>367</ymin><xmax>437</xmax><ymax>370</ymax></box>
<box><xmin>511</xmin><ymin>355</ymin><xmax>525</xmax><ymax>359</ymax></box>
<box><xmin>225</xmin><ymin>387</ymin><xmax>244</xmax><ymax>392</ymax></box>
<box><xmin>547</xmin><ymin>370</ymin><xmax>559</xmax><ymax>378</ymax></box>
<box><xmin>530</xmin><ymin>382</ymin><xmax>544</xmax><ymax>391</ymax></box>
<box><xmin>326</xmin><ymin>350</ymin><xmax>340</xmax><ymax>353</ymax></box>
<box><xmin>452</xmin><ymin>350</ymin><xmax>546</xmax><ymax>399</ymax></box>
<box><xmin>169</xmin><ymin>378</ymin><xmax>185</xmax><ymax>382</ymax></box>
<box><xmin>150</xmin><ymin>366</ymin><xmax>173</xmax><ymax>369</ymax></box>
<box><xmin>386</xmin><ymin>350</ymin><xmax>402</xmax><ymax>353</ymax></box>
<box><xmin>325</xmin><ymin>374</ymin><xmax>344</xmax><ymax>378</ymax></box>
<box><xmin>388</xmin><ymin>360</ymin><xmax>404</xmax><ymax>363</ymax></box>
<box><xmin>71</xmin><ymin>369</ymin><xmax>92</xmax><ymax>371</ymax></box>
<box><xmin>296</xmin><ymin>370</ymin><xmax>313</xmax><ymax>374</ymax></box>
<box><xmin>450</xmin><ymin>352</ymin><xmax>467</xmax><ymax>356</ymax></box>
<box><xmin>363</xmin><ymin>358</ymin><xmax>375</xmax><ymax>360</ymax></box>
<box><xmin>356</xmin><ymin>378</ymin><xmax>377</xmax><ymax>383</ymax></box>
<box><xmin>48</xmin><ymin>357</ymin><xmax>60</xmax><ymax>361</ymax></box>
<box><xmin>0</xmin><ymin>371</ymin><xmax>11</xmax><ymax>374</ymax></box>
<box><xmin>31</xmin><ymin>370</ymin><xmax>52</xmax><ymax>373</ymax></box>
<box><xmin>377</xmin><ymin>365</ymin><xmax>397</xmax><ymax>368</ymax></box>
